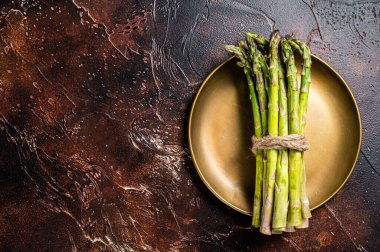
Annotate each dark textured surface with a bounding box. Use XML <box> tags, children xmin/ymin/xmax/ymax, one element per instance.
<box><xmin>0</xmin><ymin>0</ymin><xmax>379</xmax><ymax>251</ymax></box>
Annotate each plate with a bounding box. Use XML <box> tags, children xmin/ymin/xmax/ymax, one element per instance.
<box><xmin>188</xmin><ymin>55</ymin><xmax>362</xmax><ymax>215</ymax></box>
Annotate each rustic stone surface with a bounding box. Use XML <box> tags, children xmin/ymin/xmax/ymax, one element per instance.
<box><xmin>0</xmin><ymin>0</ymin><xmax>379</xmax><ymax>251</ymax></box>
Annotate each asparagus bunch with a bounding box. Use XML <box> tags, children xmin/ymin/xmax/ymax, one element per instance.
<box><xmin>225</xmin><ymin>30</ymin><xmax>312</xmax><ymax>235</ymax></box>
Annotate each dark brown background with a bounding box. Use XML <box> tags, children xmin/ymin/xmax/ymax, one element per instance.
<box><xmin>0</xmin><ymin>0</ymin><xmax>379</xmax><ymax>251</ymax></box>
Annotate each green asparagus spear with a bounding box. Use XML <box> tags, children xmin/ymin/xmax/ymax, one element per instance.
<box><xmin>224</xmin><ymin>44</ymin><xmax>264</xmax><ymax>228</ymax></box>
<box><xmin>260</xmin><ymin>30</ymin><xmax>281</xmax><ymax>235</ymax></box>
<box><xmin>281</xmin><ymin>39</ymin><xmax>303</xmax><ymax>226</ymax></box>
<box><xmin>244</xmin><ymin>38</ymin><xmax>270</xmax><ymax>228</ymax></box>
<box><xmin>245</xmin><ymin>37</ymin><xmax>268</xmax><ymax>136</ymax></box>
<box><xmin>292</xmin><ymin>38</ymin><xmax>312</xmax><ymax>220</ymax></box>
<box><xmin>241</xmin><ymin>38</ymin><xmax>268</xmax><ymax>227</ymax></box>
<box><xmin>244</xmin><ymin>67</ymin><xmax>265</xmax><ymax>228</ymax></box>
<box><xmin>272</xmin><ymin>61</ymin><xmax>289</xmax><ymax>229</ymax></box>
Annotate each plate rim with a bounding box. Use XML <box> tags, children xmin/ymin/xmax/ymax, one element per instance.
<box><xmin>188</xmin><ymin>54</ymin><xmax>362</xmax><ymax>216</ymax></box>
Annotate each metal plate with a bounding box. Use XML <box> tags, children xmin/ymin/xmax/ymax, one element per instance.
<box><xmin>188</xmin><ymin>55</ymin><xmax>362</xmax><ymax>216</ymax></box>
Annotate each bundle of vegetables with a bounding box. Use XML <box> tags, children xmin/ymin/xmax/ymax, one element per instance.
<box><xmin>225</xmin><ymin>30</ymin><xmax>312</xmax><ymax>235</ymax></box>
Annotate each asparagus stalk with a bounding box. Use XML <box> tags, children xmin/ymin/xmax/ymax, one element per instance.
<box><xmin>281</xmin><ymin>39</ymin><xmax>303</xmax><ymax>226</ymax></box>
<box><xmin>241</xmin><ymin>38</ymin><xmax>269</xmax><ymax>227</ymax></box>
<box><xmin>292</xmin><ymin>39</ymin><xmax>312</xmax><ymax>220</ymax></box>
<box><xmin>244</xmin><ymin>35</ymin><xmax>270</xmax><ymax>229</ymax></box>
<box><xmin>257</xmin><ymin>53</ymin><xmax>269</xmax><ymax>230</ymax></box>
<box><xmin>272</xmin><ymin>61</ymin><xmax>289</xmax><ymax>229</ymax></box>
<box><xmin>260</xmin><ymin>31</ymin><xmax>281</xmax><ymax>235</ymax></box>
<box><xmin>224</xmin><ymin>44</ymin><xmax>264</xmax><ymax>228</ymax></box>
<box><xmin>245</xmin><ymin>68</ymin><xmax>264</xmax><ymax>228</ymax></box>
<box><xmin>244</xmin><ymin>38</ymin><xmax>270</xmax><ymax>227</ymax></box>
<box><xmin>244</xmin><ymin>37</ymin><xmax>268</xmax><ymax>136</ymax></box>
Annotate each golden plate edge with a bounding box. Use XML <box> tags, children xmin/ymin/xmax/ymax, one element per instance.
<box><xmin>188</xmin><ymin>55</ymin><xmax>362</xmax><ymax>216</ymax></box>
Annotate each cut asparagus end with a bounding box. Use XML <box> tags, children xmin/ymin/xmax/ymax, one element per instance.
<box><xmin>285</xmin><ymin>225</ymin><xmax>296</xmax><ymax>233</ymax></box>
<box><xmin>296</xmin><ymin>218</ymin><xmax>309</xmax><ymax>229</ymax></box>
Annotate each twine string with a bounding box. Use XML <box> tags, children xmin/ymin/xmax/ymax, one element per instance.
<box><xmin>251</xmin><ymin>134</ymin><xmax>309</xmax><ymax>155</ymax></box>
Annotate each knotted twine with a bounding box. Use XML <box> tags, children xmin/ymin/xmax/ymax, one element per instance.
<box><xmin>251</xmin><ymin>134</ymin><xmax>309</xmax><ymax>156</ymax></box>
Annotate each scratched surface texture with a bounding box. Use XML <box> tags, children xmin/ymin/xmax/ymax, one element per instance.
<box><xmin>0</xmin><ymin>0</ymin><xmax>379</xmax><ymax>251</ymax></box>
